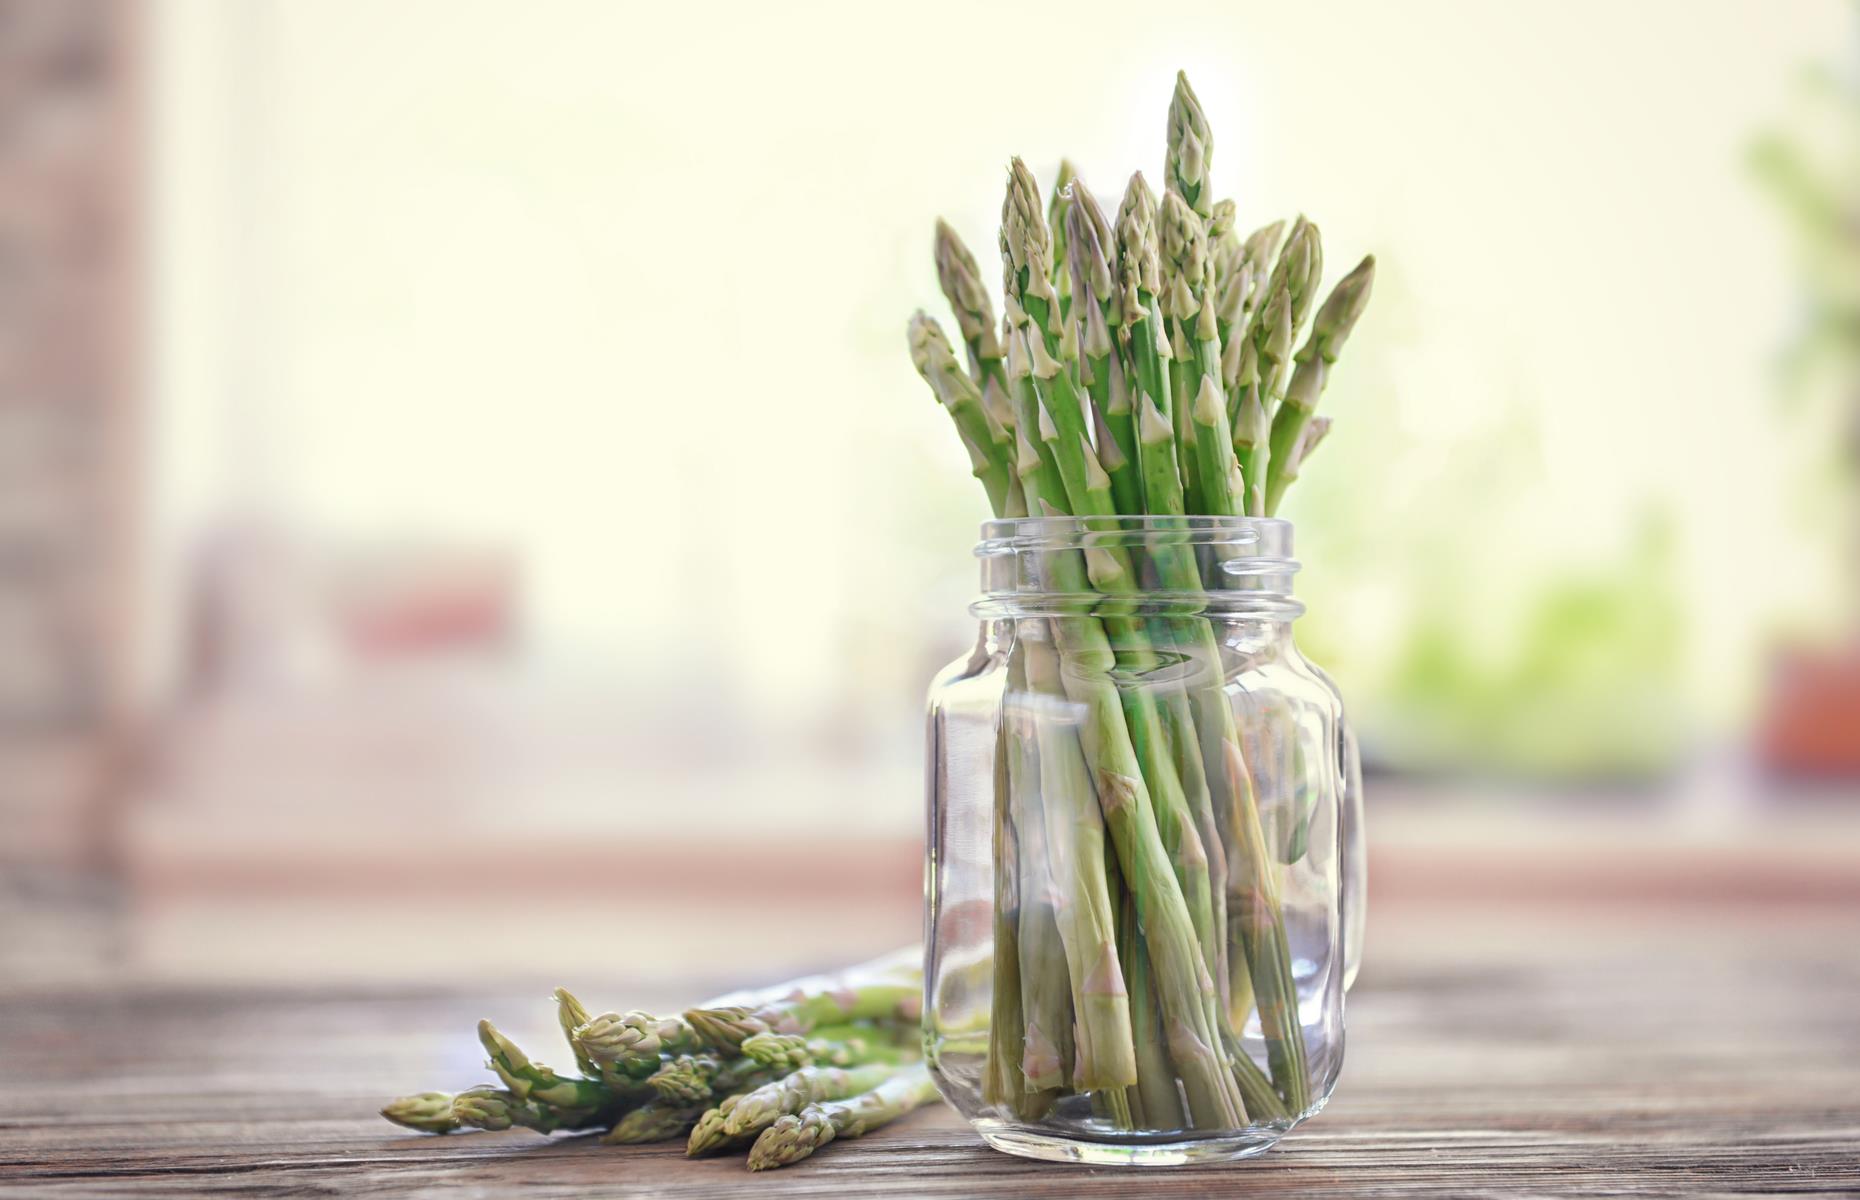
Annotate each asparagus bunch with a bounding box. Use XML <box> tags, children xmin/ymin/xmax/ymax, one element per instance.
<box><xmin>910</xmin><ymin>71</ymin><xmax>1374</xmax><ymax>1131</ymax></box>
<box><xmin>382</xmin><ymin>952</ymin><xmax>935</xmax><ymax>1171</ymax></box>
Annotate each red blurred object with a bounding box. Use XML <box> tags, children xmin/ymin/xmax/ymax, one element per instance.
<box><xmin>333</xmin><ymin>554</ymin><xmax>514</xmax><ymax>658</ymax></box>
<box><xmin>1760</xmin><ymin>643</ymin><xmax>1860</xmax><ymax>778</ymax></box>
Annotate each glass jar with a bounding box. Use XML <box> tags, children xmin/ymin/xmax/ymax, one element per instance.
<box><xmin>924</xmin><ymin>516</ymin><xmax>1365</xmax><ymax>1165</ymax></box>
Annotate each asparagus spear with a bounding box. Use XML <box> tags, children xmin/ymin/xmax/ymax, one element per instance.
<box><xmin>684</xmin><ymin>960</ymin><xmax>922</xmax><ymax>1053</ymax></box>
<box><xmin>1163</xmin><ymin>191</ymin><xmax>1246</xmax><ymax>519</ymax></box>
<box><xmin>740</xmin><ymin>1030</ymin><xmax>901</xmax><ymax>1072</ymax></box>
<box><xmin>1066</xmin><ymin>180</ymin><xmax>1144</xmax><ymax>513</ymax></box>
<box><xmin>1165</xmin><ymin>71</ymin><xmax>1214</xmax><ymax>219</ymax></box>
<box><xmin>381</xmin><ymin>1092</ymin><xmax>461</xmax><ymax>1134</ymax></box>
<box><xmin>1244</xmin><ymin>286</ymin><xmax>1293</xmax><ymax>515</ymax></box>
<box><xmin>934</xmin><ymin>219</ymin><xmax>1005</xmax><ymax>387</ymax></box>
<box><xmin>1047</xmin><ymin>158</ymin><xmax>1078</xmax><ymax>321</ymax></box>
<box><xmin>1269</xmin><ymin>415</ymin><xmax>1333</xmax><ymax>511</ymax></box>
<box><xmin>554</xmin><ymin>988</ymin><xmax>597</xmax><ymax>1077</ymax></box>
<box><xmin>1008</xmin><ymin>689</ymin><xmax>1076</xmax><ymax>1094</ymax></box>
<box><xmin>909</xmin><ymin>311</ymin><xmax>1021</xmax><ymax>515</ymax></box>
<box><xmin>450</xmin><ymin>1085</ymin><xmax>608</xmax><ymax>1134</ymax></box>
<box><xmin>746</xmin><ymin>1065</ymin><xmax>941</xmax><ymax>1171</ymax></box>
<box><xmin>1019</xmin><ymin>669</ymin><xmax>1138</xmax><ymax>1100</ymax></box>
<box><xmin>648</xmin><ymin>1053</ymin><xmax>723</xmax><ymax>1104</ymax></box>
<box><xmin>478</xmin><ymin>1019</ymin><xmax>611</xmax><ymax>1111</ymax></box>
<box><xmin>722</xmin><ymin>1063</ymin><xmax>901</xmax><ymax>1140</ymax></box>
<box><xmin>984</xmin><ymin>664</ymin><xmax>1034</xmax><ymax>1115</ymax></box>
<box><xmin>603</xmin><ymin>1099</ymin><xmax>707</xmax><ymax>1145</ymax></box>
<box><xmin>1115</xmin><ymin>175</ymin><xmax>1177</xmax><ymax>499</ymax></box>
<box><xmin>1120</xmin><ymin>889</ymin><xmax>1187</xmax><ymax>1130</ymax></box>
<box><xmin>1264</xmin><ymin>256</ymin><xmax>1374</xmax><ymax>515</ymax></box>
<box><xmin>573</xmin><ymin>1011</ymin><xmax>703</xmax><ymax>1080</ymax></box>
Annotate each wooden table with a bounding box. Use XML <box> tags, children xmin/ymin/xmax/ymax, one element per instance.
<box><xmin>3</xmin><ymin>906</ymin><xmax>1858</xmax><ymax>1197</ymax></box>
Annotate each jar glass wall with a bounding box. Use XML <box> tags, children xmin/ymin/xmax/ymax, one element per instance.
<box><xmin>924</xmin><ymin>516</ymin><xmax>1363</xmax><ymax>1165</ymax></box>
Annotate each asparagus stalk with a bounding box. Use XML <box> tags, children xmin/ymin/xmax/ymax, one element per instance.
<box><xmin>1066</xmin><ymin>180</ymin><xmax>1144</xmax><ymax>513</ymax></box>
<box><xmin>451</xmin><ymin>1085</ymin><xmax>609</xmax><ymax>1135</ymax></box>
<box><xmin>909</xmin><ymin>311</ymin><xmax>1021</xmax><ymax>515</ymax></box>
<box><xmin>554</xmin><ymin>988</ymin><xmax>597</xmax><ymax>1077</ymax></box>
<box><xmin>1264</xmin><ymin>256</ymin><xmax>1375</xmax><ymax>515</ymax></box>
<box><xmin>1120</xmin><ymin>887</ymin><xmax>1187</xmax><ymax>1131</ymax></box>
<box><xmin>1047</xmin><ymin>158</ymin><xmax>1078</xmax><ymax>322</ymax></box>
<box><xmin>983</xmin><ymin>667</ymin><xmax>1033</xmax><ymax>1114</ymax></box>
<box><xmin>1163</xmin><ymin>191</ymin><xmax>1246</xmax><ymax>519</ymax></box>
<box><xmin>722</xmin><ymin>1063</ymin><xmax>900</xmax><ymax>1140</ymax></box>
<box><xmin>934</xmin><ymin>219</ymin><xmax>1007</xmax><ymax>390</ymax></box>
<box><xmin>1244</xmin><ymin>287</ymin><xmax>1293</xmax><ymax>515</ymax></box>
<box><xmin>1007</xmin><ymin>683</ymin><xmax>1076</xmax><ymax>1095</ymax></box>
<box><xmin>1268</xmin><ymin>415</ymin><xmax>1333</xmax><ymax>513</ymax></box>
<box><xmin>479</xmin><ymin>1019</ymin><xmax>612</xmax><ymax>1111</ymax></box>
<box><xmin>746</xmin><ymin>1065</ymin><xmax>941</xmax><ymax>1171</ymax></box>
<box><xmin>684</xmin><ymin>959</ymin><xmax>921</xmax><ymax>1053</ymax></box>
<box><xmin>1116</xmin><ymin>173</ymin><xmax>1175</xmax><ymax>482</ymax></box>
<box><xmin>1019</xmin><ymin>662</ymin><xmax>1138</xmax><ymax>1099</ymax></box>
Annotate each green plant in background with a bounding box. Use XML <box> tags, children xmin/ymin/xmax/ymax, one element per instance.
<box><xmin>1373</xmin><ymin>511</ymin><xmax>1686</xmax><ymax>779</ymax></box>
<box><xmin>1751</xmin><ymin>17</ymin><xmax>1860</xmax><ymax>632</ymax></box>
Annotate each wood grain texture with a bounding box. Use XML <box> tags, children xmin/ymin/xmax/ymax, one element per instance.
<box><xmin>2</xmin><ymin>914</ymin><xmax>1858</xmax><ymax>1197</ymax></box>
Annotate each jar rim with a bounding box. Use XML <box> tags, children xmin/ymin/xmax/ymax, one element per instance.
<box><xmin>978</xmin><ymin>514</ymin><xmax>1292</xmax><ymax>537</ymax></box>
<box><xmin>971</xmin><ymin>515</ymin><xmax>1302</xmax><ymax>620</ymax></box>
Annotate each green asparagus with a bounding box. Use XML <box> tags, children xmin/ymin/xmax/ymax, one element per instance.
<box><xmin>746</xmin><ymin>1065</ymin><xmax>941</xmax><ymax>1171</ymax></box>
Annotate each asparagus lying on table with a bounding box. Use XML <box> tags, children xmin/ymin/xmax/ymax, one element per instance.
<box><xmin>910</xmin><ymin>69</ymin><xmax>1374</xmax><ymax>1128</ymax></box>
<box><xmin>683</xmin><ymin>949</ymin><xmax>922</xmax><ymax>1049</ymax></box>
<box><xmin>381</xmin><ymin>951</ymin><xmax>931</xmax><ymax>1171</ymax></box>
<box><xmin>747</xmin><ymin>1065</ymin><xmax>942</xmax><ymax>1171</ymax></box>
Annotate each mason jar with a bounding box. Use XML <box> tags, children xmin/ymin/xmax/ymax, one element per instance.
<box><xmin>923</xmin><ymin>516</ymin><xmax>1365</xmax><ymax>1165</ymax></box>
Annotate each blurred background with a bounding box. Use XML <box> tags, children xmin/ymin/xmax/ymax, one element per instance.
<box><xmin>2</xmin><ymin>0</ymin><xmax>1857</xmax><ymax>990</ymax></box>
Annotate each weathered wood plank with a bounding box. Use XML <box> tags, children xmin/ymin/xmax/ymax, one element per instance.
<box><xmin>2</xmin><ymin>916</ymin><xmax>1858</xmax><ymax>1197</ymax></box>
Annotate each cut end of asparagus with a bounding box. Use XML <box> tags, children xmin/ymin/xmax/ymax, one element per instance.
<box><xmin>1166</xmin><ymin>70</ymin><xmax>1213</xmax><ymax>216</ymax></box>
